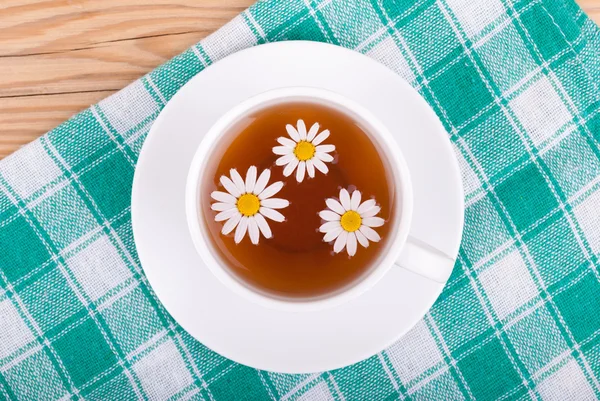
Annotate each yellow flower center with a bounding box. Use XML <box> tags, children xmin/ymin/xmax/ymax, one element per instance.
<box><xmin>236</xmin><ymin>193</ymin><xmax>260</xmax><ymax>217</ymax></box>
<box><xmin>294</xmin><ymin>140</ymin><xmax>316</xmax><ymax>161</ymax></box>
<box><xmin>340</xmin><ymin>211</ymin><xmax>362</xmax><ymax>232</ymax></box>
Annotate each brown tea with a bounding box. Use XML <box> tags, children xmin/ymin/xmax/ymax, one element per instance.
<box><xmin>201</xmin><ymin>101</ymin><xmax>396</xmax><ymax>299</ymax></box>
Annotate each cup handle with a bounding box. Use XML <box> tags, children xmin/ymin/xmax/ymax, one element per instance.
<box><xmin>394</xmin><ymin>236</ymin><xmax>456</xmax><ymax>283</ymax></box>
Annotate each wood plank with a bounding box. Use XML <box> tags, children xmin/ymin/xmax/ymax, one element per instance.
<box><xmin>0</xmin><ymin>0</ymin><xmax>598</xmax><ymax>159</ymax></box>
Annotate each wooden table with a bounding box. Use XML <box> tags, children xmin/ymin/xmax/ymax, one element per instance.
<box><xmin>1</xmin><ymin>0</ymin><xmax>598</xmax><ymax>159</ymax></box>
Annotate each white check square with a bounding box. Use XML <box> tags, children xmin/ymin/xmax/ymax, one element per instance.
<box><xmin>386</xmin><ymin>320</ymin><xmax>444</xmax><ymax>384</ymax></box>
<box><xmin>132</xmin><ymin>339</ymin><xmax>193</xmax><ymax>401</ymax></box>
<box><xmin>478</xmin><ymin>250</ymin><xmax>537</xmax><ymax>320</ymax></box>
<box><xmin>509</xmin><ymin>77</ymin><xmax>572</xmax><ymax>147</ymax></box>
<box><xmin>66</xmin><ymin>235</ymin><xmax>132</xmax><ymax>302</ymax></box>
<box><xmin>0</xmin><ymin>141</ymin><xmax>62</xmax><ymax>200</ymax></box>
<box><xmin>0</xmin><ymin>299</ymin><xmax>36</xmax><ymax>360</ymax></box>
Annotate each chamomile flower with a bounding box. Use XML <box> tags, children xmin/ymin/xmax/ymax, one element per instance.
<box><xmin>211</xmin><ymin>166</ymin><xmax>289</xmax><ymax>245</ymax></box>
<box><xmin>318</xmin><ymin>188</ymin><xmax>385</xmax><ymax>256</ymax></box>
<box><xmin>272</xmin><ymin>119</ymin><xmax>336</xmax><ymax>183</ymax></box>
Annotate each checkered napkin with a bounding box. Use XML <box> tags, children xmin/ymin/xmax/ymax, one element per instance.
<box><xmin>1</xmin><ymin>0</ymin><xmax>600</xmax><ymax>400</ymax></box>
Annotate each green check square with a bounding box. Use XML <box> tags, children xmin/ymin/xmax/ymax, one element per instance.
<box><xmin>4</xmin><ymin>350</ymin><xmax>68</xmax><ymax>401</ymax></box>
<box><xmin>520</xmin><ymin>4</ymin><xmax>569</xmax><ymax>61</ymax></box>
<box><xmin>250</xmin><ymin>0</ymin><xmax>307</xmax><ymax>39</ymax></box>
<box><xmin>431</xmin><ymin>280</ymin><xmax>490</xmax><ymax>354</ymax></box>
<box><xmin>83</xmin><ymin>371</ymin><xmax>138</xmax><ymax>401</ymax></box>
<box><xmin>380</xmin><ymin>0</ymin><xmax>417</xmax><ymax>19</ymax></box>
<box><xmin>505</xmin><ymin>305</ymin><xmax>568</xmax><ymax>374</ymax></box>
<box><xmin>429</xmin><ymin>57</ymin><xmax>494</xmax><ymax>127</ymax></box>
<box><xmin>0</xmin><ymin>214</ymin><xmax>50</xmax><ymax>283</ymax></box>
<box><xmin>457</xmin><ymin>338</ymin><xmax>523</xmax><ymax>401</ymax></box>
<box><xmin>52</xmin><ymin>317</ymin><xmax>117</xmax><ymax>387</ymax></box>
<box><xmin>19</xmin><ymin>267</ymin><xmax>85</xmax><ymax>333</ymax></box>
<box><xmin>495</xmin><ymin>163</ymin><xmax>559</xmax><ymax>232</ymax></box>
<box><xmin>543</xmin><ymin>0</ymin><xmax>580</xmax><ymax>42</ymax></box>
<box><xmin>541</xmin><ymin>131</ymin><xmax>600</xmax><ymax>198</ymax></box>
<box><xmin>47</xmin><ymin>110</ymin><xmax>114</xmax><ymax>171</ymax></box>
<box><xmin>100</xmin><ymin>285</ymin><xmax>163</xmax><ymax>356</ymax></box>
<box><xmin>524</xmin><ymin>214</ymin><xmax>586</xmax><ymax>287</ymax></box>
<box><xmin>149</xmin><ymin>49</ymin><xmax>205</xmax><ymax>102</ymax></box>
<box><xmin>209</xmin><ymin>364</ymin><xmax>272</xmax><ymax>401</ymax></box>
<box><xmin>78</xmin><ymin>151</ymin><xmax>134</xmax><ymax>221</ymax></box>
<box><xmin>462</xmin><ymin>108</ymin><xmax>528</xmax><ymax>182</ymax></box>
<box><xmin>462</xmin><ymin>195</ymin><xmax>511</xmax><ymax>264</ymax></box>
<box><xmin>280</xmin><ymin>14</ymin><xmax>329</xmax><ymax>42</ymax></box>
<box><xmin>553</xmin><ymin>271</ymin><xmax>600</xmax><ymax>343</ymax></box>
<box><xmin>332</xmin><ymin>356</ymin><xmax>397</xmax><ymax>400</ymax></box>
<box><xmin>475</xmin><ymin>22</ymin><xmax>537</xmax><ymax>92</ymax></box>
<box><xmin>320</xmin><ymin>0</ymin><xmax>384</xmax><ymax>48</ymax></box>
<box><xmin>400</xmin><ymin>3</ymin><xmax>461</xmax><ymax>74</ymax></box>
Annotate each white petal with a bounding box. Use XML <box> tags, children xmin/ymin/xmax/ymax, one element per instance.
<box><xmin>211</xmin><ymin>191</ymin><xmax>236</xmax><ymax>204</ymax></box>
<box><xmin>215</xmin><ymin>208</ymin><xmax>239</xmax><ymax>222</ymax></box>
<box><xmin>312</xmin><ymin>158</ymin><xmax>329</xmax><ymax>174</ymax></box>
<box><xmin>363</xmin><ymin>217</ymin><xmax>385</xmax><ymax>227</ymax></box>
<box><xmin>259</xmin><ymin>181</ymin><xmax>283</xmax><ymax>200</ymax></box>
<box><xmin>260</xmin><ymin>207</ymin><xmax>285</xmax><ymax>222</ymax></box>
<box><xmin>253</xmin><ymin>169</ymin><xmax>271</xmax><ymax>195</ymax></box>
<box><xmin>261</xmin><ymin>198</ymin><xmax>289</xmax><ymax>209</ymax></box>
<box><xmin>360</xmin><ymin>226</ymin><xmax>381</xmax><ymax>242</ymax></box>
<box><xmin>307</xmin><ymin>123</ymin><xmax>319</xmax><ymax>141</ymax></box>
<box><xmin>339</xmin><ymin>189</ymin><xmax>351</xmax><ymax>210</ymax></box>
<box><xmin>230</xmin><ymin>169</ymin><xmax>246</xmax><ymax>193</ymax></box>
<box><xmin>211</xmin><ymin>202</ymin><xmax>235</xmax><ymax>212</ymax></box>
<box><xmin>222</xmin><ymin>213</ymin><xmax>241</xmax><ymax>235</ymax></box>
<box><xmin>319</xmin><ymin>221</ymin><xmax>341</xmax><ymax>233</ymax></box>
<box><xmin>276</xmin><ymin>153</ymin><xmax>296</xmax><ymax>166</ymax></box>
<box><xmin>248</xmin><ymin>217</ymin><xmax>259</xmax><ymax>245</ymax></box>
<box><xmin>360</xmin><ymin>206</ymin><xmax>381</xmax><ymax>218</ymax></box>
<box><xmin>286</xmin><ymin>124</ymin><xmax>300</xmax><ymax>142</ymax></box>
<box><xmin>297</xmin><ymin>119</ymin><xmax>307</xmax><ymax>140</ymax></box>
<box><xmin>273</xmin><ymin>146</ymin><xmax>291</xmax><ymax>155</ymax></box>
<box><xmin>319</xmin><ymin>210</ymin><xmax>340</xmax><ymax>221</ymax></box>
<box><xmin>306</xmin><ymin>159</ymin><xmax>315</xmax><ymax>178</ymax></box>
<box><xmin>312</xmin><ymin>129</ymin><xmax>330</xmax><ymax>145</ymax></box>
<box><xmin>316</xmin><ymin>144</ymin><xmax>335</xmax><ymax>153</ymax></box>
<box><xmin>357</xmin><ymin>199</ymin><xmax>377</xmax><ymax>214</ymax></box>
<box><xmin>350</xmin><ymin>190</ymin><xmax>361</xmax><ymax>211</ymax></box>
<box><xmin>283</xmin><ymin>158</ymin><xmax>299</xmax><ymax>177</ymax></box>
<box><xmin>326</xmin><ymin>198</ymin><xmax>345</xmax><ymax>215</ymax></box>
<box><xmin>234</xmin><ymin>216</ymin><xmax>248</xmax><ymax>243</ymax></box>
<box><xmin>296</xmin><ymin>161</ymin><xmax>306</xmax><ymax>183</ymax></box>
<box><xmin>323</xmin><ymin>227</ymin><xmax>343</xmax><ymax>242</ymax></box>
<box><xmin>346</xmin><ymin>232</ymin><xmax>357</xmax><ymax>256</ymax></box>
<box><xmin>277</xmin><ymin>137</ymin><xmax>296</xmax><ymax>148</ymax></box>
<box><xmin>254</xmin><ymin>213</ymin><xmax>272</xmax><ymax>239</ymax></box>
<box><xmin>220</xmin><ymin>176</ymin><xmax>241</xmax><ymax>197</ymax></box>
<box><xmin>316</xmin><ymin>152</ymin><xmax>334</xmax><ymax>162</ymax></box>
<box><xmin>333</xmin><ymin>231</ymin><xmax>348</xmax><ymax>253</ymax></box>
<box><xmin>245</xmin><ymin>166</ymin><xmax>257</xmax><ymax>193</ymax></box>
<box><xmin>355</xmin><ymin>230</ymin><xmax>369</xmax><ymax>248</ymax></box>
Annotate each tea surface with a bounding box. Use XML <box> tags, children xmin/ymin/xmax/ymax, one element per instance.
<box><xmin>201</xmin><ymin>101</ymin><xmax>396</xmax><ymax>298</ymax></box>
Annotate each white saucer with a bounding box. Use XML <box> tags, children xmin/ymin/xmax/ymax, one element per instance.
<box><xmin>131</xmin><ymin>41</ymin><xmax>464</xmax><ymax>374</ymax></box>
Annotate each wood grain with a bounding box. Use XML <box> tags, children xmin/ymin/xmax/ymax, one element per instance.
<box><xmin>0</xmin><ymin>0</ymin><xmax>598</xmax><ymax>159</ymax></box>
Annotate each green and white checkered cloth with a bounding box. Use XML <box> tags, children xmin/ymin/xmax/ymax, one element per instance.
<box><xmin>1</xmin><ymin>0</ymin><xmax>600</xmax><ymax>399</ymax></box>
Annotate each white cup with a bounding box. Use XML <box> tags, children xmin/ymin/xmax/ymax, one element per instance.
<box><xmin>186</xmin><ymin>87</ymin><xmax>454</xmax><ymax>312</ymax></box>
